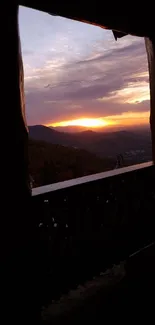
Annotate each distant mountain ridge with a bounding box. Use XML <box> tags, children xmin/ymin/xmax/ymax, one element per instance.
<box><xmin>29</xmin><ymin>125</ymin><xmax>152</xmax><ymax>159</ymax></box>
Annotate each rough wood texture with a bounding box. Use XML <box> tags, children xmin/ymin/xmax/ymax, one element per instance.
<box><xmin>145</xmin><ymin>37</ymin><xmax>155</xmax><ymax>162</ymax></box>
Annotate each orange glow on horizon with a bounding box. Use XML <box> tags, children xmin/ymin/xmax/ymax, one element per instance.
<box><xmin>46</xmin><ymin>111</ymin><xmax>150</xmax><ymax>129</ymax></box>
<box><xmin>48</xmin><ymin>118</ymin><xmax>115</xmax><ymax>128</ymax></box>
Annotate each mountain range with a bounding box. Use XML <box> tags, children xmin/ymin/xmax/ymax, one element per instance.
<box><xmin>29</xmin><ymin>125</ymin><xmax>152</xmax><ymax>159</ymax></box>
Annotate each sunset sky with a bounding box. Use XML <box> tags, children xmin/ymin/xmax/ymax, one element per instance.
<box><xmin>19</xmin><ymin>6</ymin><xmax>150</xmax><ymax>129</ymax></box>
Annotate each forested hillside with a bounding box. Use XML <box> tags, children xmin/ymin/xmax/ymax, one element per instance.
<box><xmin>29</xmin><ymin>139</ymin><xmax>114</xmax><ymax>187</ymax></box>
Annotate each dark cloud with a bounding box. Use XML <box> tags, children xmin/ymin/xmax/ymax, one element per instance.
<box><xmin>77</xmin><ymin>40</ymin><xmax>145</xmax><ymax>65</ymax></box>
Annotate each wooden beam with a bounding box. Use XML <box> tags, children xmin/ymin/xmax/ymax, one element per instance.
<box><xmin>19</xmin><ymin>1</ymin><xmax>153</xmax><ymax>37</ymax></box>
<box><xmin>145</xmin><ymin>37</ymin><xmax>155</xmax><ymax>163</ymax></box>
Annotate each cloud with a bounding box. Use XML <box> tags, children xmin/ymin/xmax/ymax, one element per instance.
<box><xmin>98</xmin><ymin>80</ymin><xmax>149</xmax><ymax>104</ymax></box>
<box><xmin>23</xmin><ymin>31</ymin><xmax>150</xmax><ymax>126</ymax></box>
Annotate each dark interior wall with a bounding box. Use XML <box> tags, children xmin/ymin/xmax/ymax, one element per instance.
<box><xmin>1</xmin><ymin>4</ymin><xmax>30</xmax><ymax>240</ymax></box>
<box><xmin>1</xmin><ymin>4</ymin><xmax>37</xmax><ymax>322</ymax></box>
<box><xmin>1</xmin><ymin>4</ymin><xmax>154</xmax><ymax>321</ymax></box>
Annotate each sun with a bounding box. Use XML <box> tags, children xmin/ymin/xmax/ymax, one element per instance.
<box><xmin>48</xmin><ymin>118</ymin><xmax>111</xmax><ymax>128</ymax></box>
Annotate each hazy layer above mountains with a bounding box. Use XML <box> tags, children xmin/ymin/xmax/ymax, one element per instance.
<box><xmin>49</xmin><ymin>124</ymin><xmax>150</xmax><ymax>133</ymax></box>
